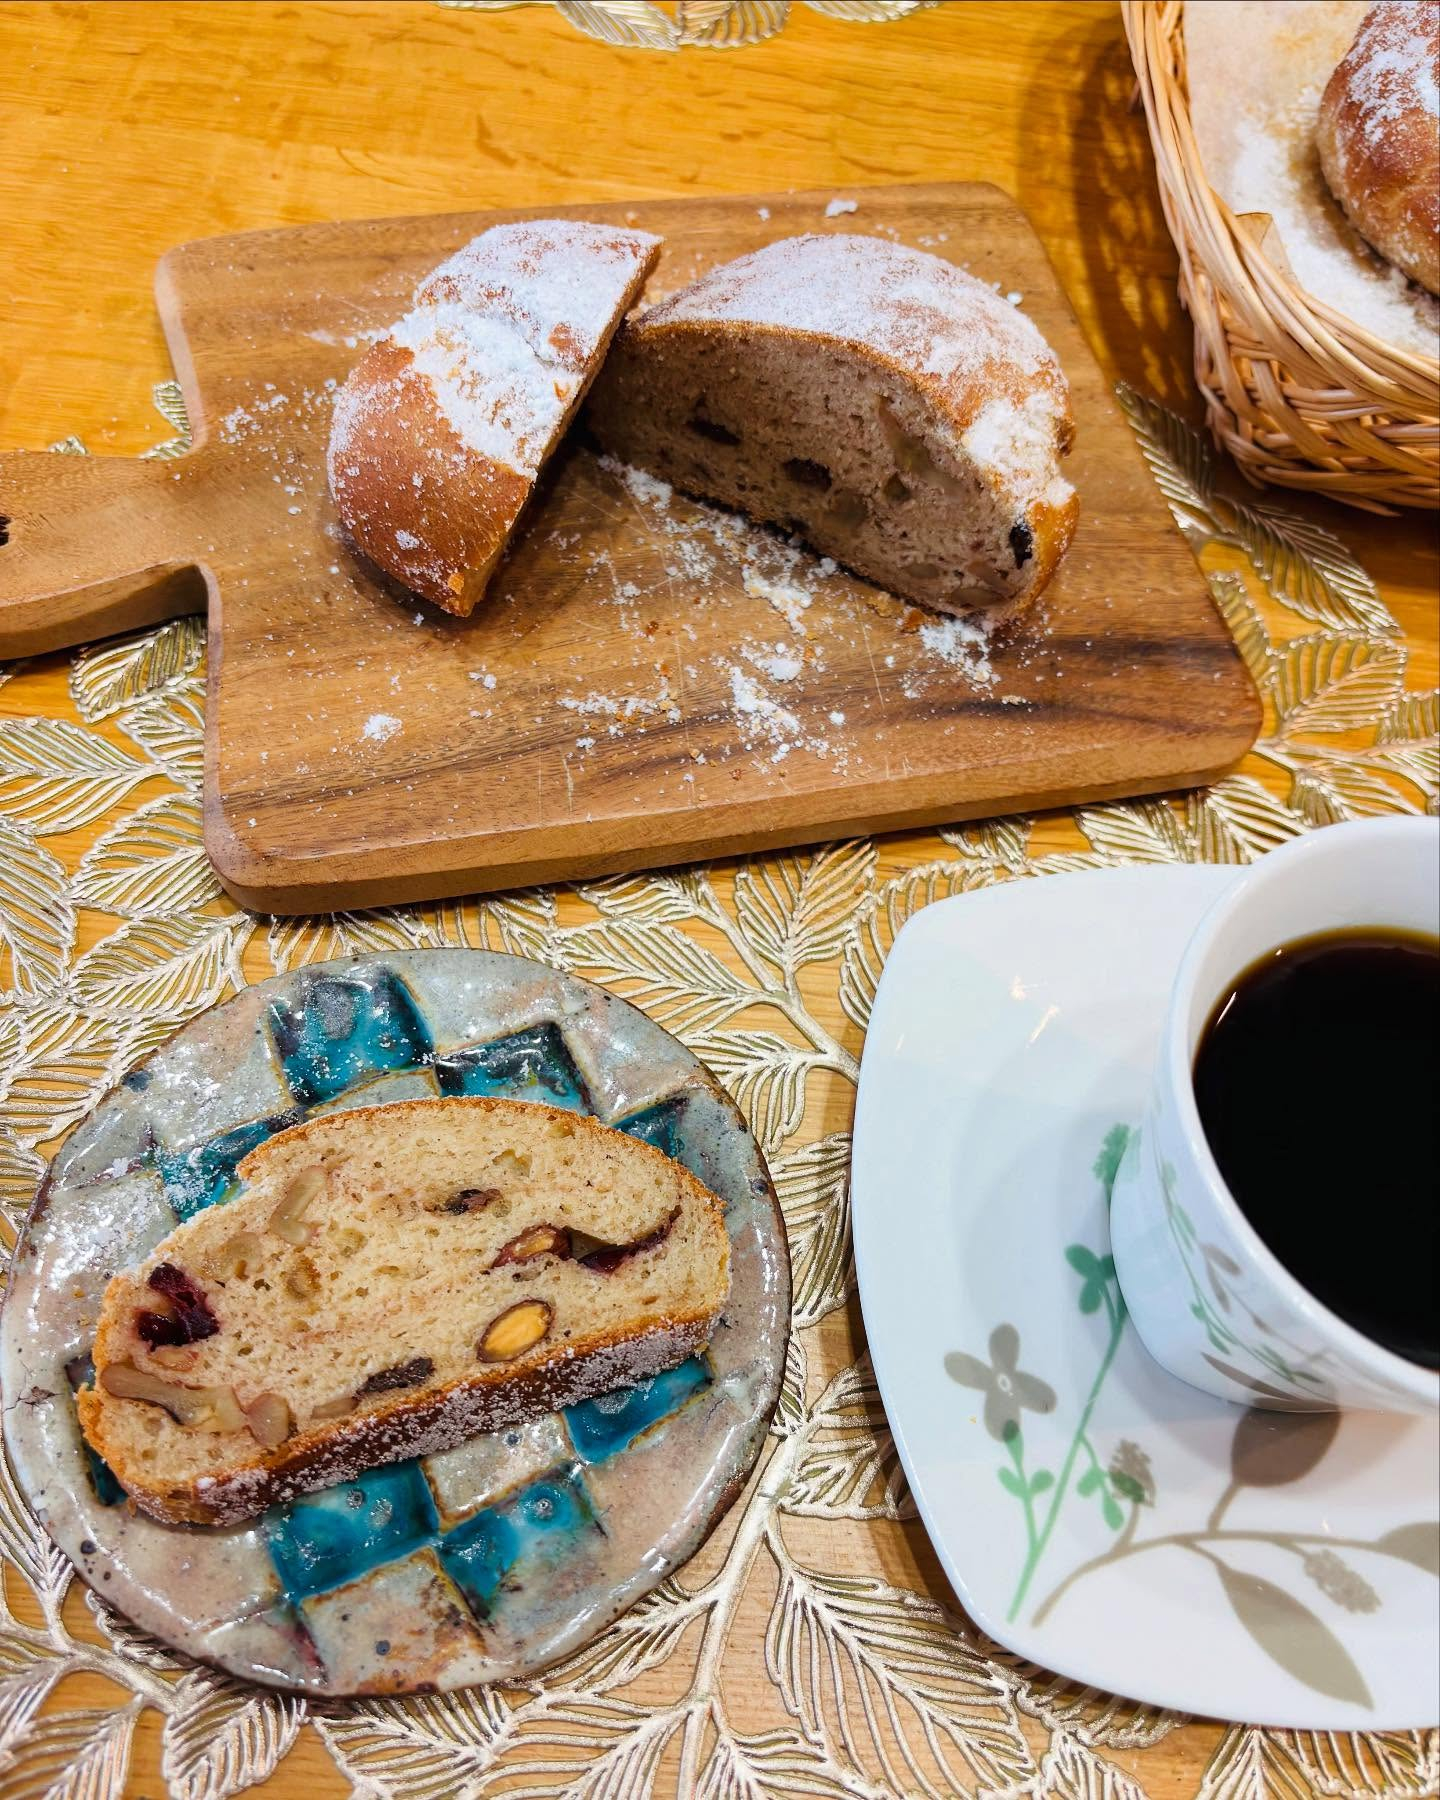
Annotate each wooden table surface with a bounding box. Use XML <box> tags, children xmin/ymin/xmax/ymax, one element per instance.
<box><xmin>1</xmin><ymin>4</ymin><xmax>1435</xmax><ymax>1798</ymax></box>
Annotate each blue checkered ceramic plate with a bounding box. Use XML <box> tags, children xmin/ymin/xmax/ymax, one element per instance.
<box><xmin>1</xmin><ymin>951</ymin><xmax>788</xmax><ymax>1695</ymax></box>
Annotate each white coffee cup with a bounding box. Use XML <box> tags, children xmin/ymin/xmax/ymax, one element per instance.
<box><xmin>1111</xmin><ymin>816</ymin><xmax>1439</xmax><ymax>1415</ymax></box>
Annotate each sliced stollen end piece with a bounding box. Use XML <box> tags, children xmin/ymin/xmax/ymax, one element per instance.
<box><xmin>76</xmin><ymin>1097</ymin><xmax>730</xmax><ymax>1525</ymax></box>
<box><xmin>586</xmin><ymin>233</ymin><xmax>1079</xmax><ymax>619</ymax></box>
<box><xmin>326</xmin><ymin>220</ymin><xmax>661</xmax><ymax>614</ymax></box>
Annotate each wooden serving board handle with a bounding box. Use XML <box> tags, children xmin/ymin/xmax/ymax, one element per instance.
<box><xmin>0</xmin><ymin>450</ymin><xmax>210</xmax><ymax>657</ymax></box>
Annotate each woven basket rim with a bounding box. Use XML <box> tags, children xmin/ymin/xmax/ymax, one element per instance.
<box><xmin>1124</xmin><ymin>0</ymin><xmax>1439</xmax><ymax>391</ymax></box>
<box><xmin>1123</xmin><ymin>0</ymin><xmax>1439</xmax><ymax>516</ymax></box>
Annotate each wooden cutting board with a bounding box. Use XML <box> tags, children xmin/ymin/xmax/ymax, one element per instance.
<box><xmin>0</xmin><ymin>183</ymin><xmax>1259</xmax><ymax>912</ymax></box>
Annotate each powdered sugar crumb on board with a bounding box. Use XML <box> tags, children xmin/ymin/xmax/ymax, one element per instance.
<box><xmin>602</xmin><ymin>455</ymin><xmax>674</xmax><ymax>509</ymax></box>
<box><xmin>538</xmin><ymin>457</ymin><xmax>1026</xmax><ymax>778</ymax></box>
<box><xmin>362</xmin><ymin>712</ymin><xmax>402</xmax><ymax>743</ymax></box>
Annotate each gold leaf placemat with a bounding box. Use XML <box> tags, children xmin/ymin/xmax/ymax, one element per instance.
<box><xmin>436</xmin><ymin>1</ymin><xmax>940</xmax><ymax>56</ymax></box>
<box><xmin>0</xmin><ymin>388</ymin><xmax>1435</xmax><ymax>1798</ymax></box>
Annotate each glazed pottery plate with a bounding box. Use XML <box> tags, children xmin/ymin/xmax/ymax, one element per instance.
<box><xmin>2</xmin><ymin>951</ymin><xmax>788</xmax><ymax>1696</ymax></box>
<box><xmin>852</xmin><ymin>867</ymin><xmax>1439</xmax><ymax>1729</ymax></box>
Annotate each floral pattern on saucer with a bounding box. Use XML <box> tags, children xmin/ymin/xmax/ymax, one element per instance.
<box><xmin>946</xmin><ymin>1125</ymin><xmax>1438</xmax><ymax>1710</ymax></box>
<box><xmin>854</xmin><ymin>864</ymin><xmax>1440</xmax><ymax>1727</ymax></box>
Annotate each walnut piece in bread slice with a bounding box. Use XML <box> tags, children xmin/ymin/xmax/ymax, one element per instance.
<box><xmin>327</xmin><ymin>220</ymin><xmax>660</xmax><ymax>614</ymax></box>
<box><xmin>586</xmin><ymin>233</ymin><xmax>1079</xmax><ymax>619</ymax></box>
<box><xmin>76</xmin><ymin>1097</ymin><xmax>730</xmax><ymax>1525</ymax></box>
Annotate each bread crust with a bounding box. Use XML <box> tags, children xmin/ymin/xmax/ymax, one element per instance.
<box><xmin>78</xmin><ymin>1097</ymin><xmax>729</xmax><ymax>1526</ymax></box>
<box><xmin>1317</xmin><ymin>1</ymin><xmax>1440</xmax><ymax>295</ymax></box>
<box><xmin>327</xmin><ymin>222</ymin><xmax>661</xmax><ymax>614</ymax></box>
<box><xmin>328</xmin><ymin>343</ymin><xmax>527</xmax><ymax>612</ymax></box>
<box><xmin>76</xmin><ymin>1317</ymin><xmax>714</xmax><ymax>1527</ymax></box>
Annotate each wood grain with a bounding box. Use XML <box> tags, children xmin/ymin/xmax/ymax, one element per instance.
<box><xmin>3</xmin><ymin>183</ymin><xmax>1259</xmax><ymax>910</ymax></box>
<box><xmin>0</xmin><ymin>450</ymin><xmax>208</xmax><ymax>654</ymax></box>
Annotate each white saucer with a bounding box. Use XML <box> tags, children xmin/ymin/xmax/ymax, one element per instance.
<box><xmin>852</xmin><ymin>867</ymin><xmax>1438</xmax><ymax>1728</ymax></box>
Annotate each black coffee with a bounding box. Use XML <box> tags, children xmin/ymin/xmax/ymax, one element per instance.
<box><xmin>1193</xmin><ymin>928</ymin><xmax>1439</xmax><ymax>1370</ymax></box>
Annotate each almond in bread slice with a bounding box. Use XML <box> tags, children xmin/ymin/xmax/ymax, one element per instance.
<box><xmin>77</xmin><ymin>1097</ymin><xmax>729</xmax><ymax>1525</ymax></box>
<box><xmin>586</xmin><ymin>233</ymin><xmax>1078</xmax><ymax>619</ymax></box>
<box><xmin>327</xmin><ymin>220</ymin><xmax>660</xmax><ymax>614</ymax></box>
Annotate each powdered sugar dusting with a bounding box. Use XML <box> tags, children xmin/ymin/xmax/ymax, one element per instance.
<box><xmin>914</xmin><ymin>614</ymin><xmax>998</xmax><ymax>688</ymax></box>
<box><xmin>613</xmin><ymin>462</ymin><xmax>674</xmax><ymax>508</ymax></box>
<box><xmin>752</xmin><ymin>645</ymin><xmax>804</xmax><ymax>682</ymax></box>
<box><xmin>362</xmin><ymin>712</ymin><xmax>402</xmax><ymax>743</ymax></box>
<box><xmin>729</xmin><ymin>666</ymin><xmax>800</xmax><ymax>734</ymax></box>
<box><xmin>372</xmin><ymin>221</ymin><xmax>659</xmax><ymax>475</ymax></box>
<box><xmin>644</xmin><ymin>234</ymin><xmax>1060</xmax><ymax>394</ymax></box>
<box><xmin>1340</xmin><ymin>0</ymin><xmax>1439</xmax><ymax>144</ymax></box>
<box><xmin>963</xmin><ymin>392</ymin><xmax>1076</xmax><ymax>512</ymax></box>
<box><xmin>742</xmin><ymin>569</ymin><xmax>811</xmax><ymax>636</ymax></box>
<box><xmin>1319</xmin><ymin>0</ymin><xmax>1439</xmax><ymax>287</ymax></box>
<box><xmin>540</xmin><ymin>458</ymin><xmax>1035</xmax><ymax>782</ymax></box>
<box><xmin>389</xmin><ymin>303</ymin><xmax>572</xmax><ymax>472</ymax></box>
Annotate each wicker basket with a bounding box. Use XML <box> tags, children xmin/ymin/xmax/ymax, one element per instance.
<box><xmin>1123</xmin><ymin>0</ymin><xmax>1439</xmax><ymax>512</ymax></box>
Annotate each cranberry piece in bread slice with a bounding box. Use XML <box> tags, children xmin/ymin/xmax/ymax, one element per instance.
<box><xmin>327</xmin><ymin>220</ymin><xmax>660</xmax><ymax>614</ymax></box>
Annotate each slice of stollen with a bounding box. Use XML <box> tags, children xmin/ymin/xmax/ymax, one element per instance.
<box><xmin>586</xmin><ymin>233</ymin><xmax>1079</xmax><ymax>619</ymax></box>
<box><xmin>327</xmin><ymin>220</ymin><xmax>660</xmax><ymax>614</ymax></box>
<box><xmin>77</xmin><ymin>1097</ymin><xmax>729</xmax><ymax>1525</ymax></box>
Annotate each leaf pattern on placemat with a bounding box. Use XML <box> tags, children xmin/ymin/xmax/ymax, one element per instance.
<box><xmin>71</xmin><ymin>793</ymin><xmax>222</xmax><ymax>918</ymax></box>
<box><xmin>0</xmin><ymin>1133</ymin><xmax>44</xmax><ymax>1239</ymax></box>
<box><xmin>0</xmin><ymin>386</ymin><xmax>1434</xmax><ymax>1796</ymax></box>
<box><xmin>115</xmin><ymin>677</ymin><xmax>207</xmax><ymax>787</ymax></box>
<box><xmin>554</xmin><ymin>0</ymin><xmax>682</xmax><ymax>52</ymax></box>
<box><xmin>0</xmin><ymin>820</ymin><xmax>73</xmax><ymax>999</ymax></box>
<box><xmin>1280</xmin><ymin>1727</ymin><xmax>1440</xmax><ymax>1797</ymax></box>
<box><xmin>69</xmin><ymin>615</ymin><xmax>205</xmax><ymax>723</ymax></box>
<box><xmin>314</xmin><ymin>1689</ymin><xmax>513</xmax><ymax>1799</ymax></box>
<box><xmin>765</xmin><ymin>1554</ymin><xmax>1034</xmax><ymax>1797</ymax></box>
<box><xmin>0</xmin><ymin>718</ymin><xmax>154</xmax><ymax>833</ymax></box>
<box><xmin>0</xmin><ymin>1007</ymin><xmax>135</xmax><ymax>1146</ymax></box>
<box><xmin>161</xmin><ymin>1672</ymin><xmax>305</xmax><ymax>1800</ymax></box>
<box><xmin>783</xmin><ymin>1355</ymin><xmax>911</xmax><ymax>1520</ymax></box>
<box><xmin>438</xmin><ymin>0</ymin><xmax>935</xmax><ymax>47</ymax></box>
<box><xmin>73</xmin><ymin>914</ymin><xmax>252</xmax><ymax>1021</ymax></box>
<box><xmin>771</xmin><ymin>1131</ymin><xmax>852</xmax><ymax>1326</ymax></box>
<box><xmin>0</xmin><ymin>1702</ymin><xmax>141</xmax><ymax>1800</ymax></box>
<box><xmin>677</xmin><ymin>1</ymin><xmax>791</xmax><ymax>50</ymax></box>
